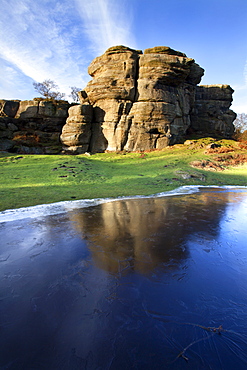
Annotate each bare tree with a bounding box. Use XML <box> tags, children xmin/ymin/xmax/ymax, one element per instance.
<box><xmin>33</xmin><ymin>79</ymin><xmax>65</xmax><ymax>101</ymax></box>
<box><xmin>233</xmin><ymin>113</ymin><xmax>247</xmax><ymax>141</ymax></box>
<box><xmin>69</xmin><ymin>86</ymin><xmax>81</xmax><ymax>103</ymax></box>
<box><xmin>234</xmin><ymin>113</ymin><xmax>247</xmax><ymax>132</ymax></box>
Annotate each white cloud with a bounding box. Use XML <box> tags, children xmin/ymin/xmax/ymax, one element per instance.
<box><xmin>0</xmin><ymin>0</ymin><xmax>90</xmax><ymax>99</ymax></box>
<box><xmin>0</xmin><ymin>58</ymin><xmax>33</xmax><ymax>100</ymax></box>
<box><xmin>75</xmin><ymin>0</ymin><xmax>136</xmax><ymax>54</ymax></box>
<box><xmin>0</xmin><ymin>0</ymin><xmax>136</xmax><ymax>100</ymax></box>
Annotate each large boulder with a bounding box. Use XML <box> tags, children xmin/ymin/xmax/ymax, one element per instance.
<box><xmin>1</xmin><ymin>45</ymin><xmax>236</xmax><ymax>154</ymax></box>
<box><xmin>15</xmin><ymin>100</ymin><xmax>39</xmax><ymax>119</ymax></box>
<box><xmin>190</xmin><ymin>85</ymin><xmax>236</xmax><ymax>137</ymax></box>
<box><xmin>138</xmin><ymin>47</ymin><xmax>195</xmax><ymax>90</ymax></box>
<box><xmin>0</xmin><ymin>99</ymin><xmax>70</xmax><ymax>153</ymax></box>
<box><xmin>62</xmin><ymin>45</ymin><xmax>208</xmax><ymax>153</ymax></box>
<box><xmin>84</xmin><ymin>46</ymin><xmax>141</xmax><ymax>104</ymax></box>
<box><xmin>122</xmin><ymin>47</ymin><xmax>204</xmax><ymax>150</ymax></box>
<box><xmin>15</xmin><ymin>100</ymin><xmax>70</xmax><ymax>120</ymax></box>
<box><xmin>0</xmin><ymin>100</ymin><xmax>20</xmax><ymax>118</ymax></box>
<box><xmin>60</xmin><ymin>104</ymin><xmax>93</xmax><ymax>153</ymax></box>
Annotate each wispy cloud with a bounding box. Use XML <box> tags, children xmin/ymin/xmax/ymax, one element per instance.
<box><xmin>0</xmin><ymin>0</ymin><xmax>136</xmax><ymax>100</ymax></box>
<box><xmin>0</xmin><ymin>0</ymin><xmax>89</xmax><ymax>99</ymax></box>
<box><xmin>75</xmin><ymin>0</ymin><xmax>136</xmax><ymax>54</ymax></box>
<box><xmin>0</xmin><ymin>58</ymin><xmax>34</xmax><ymax>100</ymax></box>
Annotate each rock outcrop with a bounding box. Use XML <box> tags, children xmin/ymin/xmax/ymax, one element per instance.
<box><xmin>59</xmin><ymin>104</ymin><xmax>93</xmax><ymax>153</ymax></box>
<box><xmin>0</xmin><ymin>99</ymin><xmax>70</xmax><ymax>153</ymax></box>
<box><xmin>60</xmin><ymin>45</ymin><xmax>236</xmax><ymax>153</ymax></box>
<box><xmin>190</xmin><ymin>85</ymin><xmax>236</xmax><ymax>137</ymax></box>
<box><xmin>0</xmin><ymin>45</ymin><xmax>236</xmax><ymax>154</ymax></box>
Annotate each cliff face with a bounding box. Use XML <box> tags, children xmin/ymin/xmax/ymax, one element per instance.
<box><xmin>0</xmin><ymin>99</ymin><xmax>70</xmax><ymax>153</ymax></box>
<box><xmin>190</xmin><ymin>85</ymin><xmax>236</xmax><ymax>137</ymax></box>
<box><xmin>60</xmin><ymin>45</ymin><xmax>236</xmax><ymax>153</ymax></box>
<box><xmin>0</xmin><ymin>45</ymin><xmax>236</xmax><ymax>154</ymax></box>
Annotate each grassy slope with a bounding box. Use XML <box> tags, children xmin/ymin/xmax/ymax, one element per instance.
<box><xmin>0</xmin><ymin>138</ymin><xmax>247</xmax><ymax>212</ymax></box>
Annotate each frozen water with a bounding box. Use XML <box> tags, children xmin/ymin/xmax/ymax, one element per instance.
<box><xmin>0</xmin><ymin>187</ymin><xmax>247</xmax><ymax>369</ymax></box>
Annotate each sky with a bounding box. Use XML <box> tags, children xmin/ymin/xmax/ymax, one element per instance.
<box><xmin>0</xmin><ymin>0</ymin><xmax>246</xmax><ymax>113</ymax></box>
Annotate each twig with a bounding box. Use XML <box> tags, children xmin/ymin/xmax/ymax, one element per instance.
<box><xmin>175</xmin><ymin>333</ymin><xmax>214</xmax><ymax>363</ymax></box>
<box><xmin>184</xmin><ymin>323</ymin><xmax>225</xmax><ymax>335</ymax></box>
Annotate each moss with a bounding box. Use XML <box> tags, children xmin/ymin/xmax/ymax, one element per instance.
<box><xmin>144</xmin><ymin>46</ymin><xmax>186</xmax><ymax>57</ymax></box>
<box><xmin>106</xmin><ymin>45</ymin><xmax>142</xmax><ymax>55</ymax></box>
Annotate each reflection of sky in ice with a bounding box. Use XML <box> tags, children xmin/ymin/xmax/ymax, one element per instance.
<box><xmin>1</xmin><ymin>187</ymin><xmax>247</xmax><ymax>369</ymax></box>
<box><xmin>221</xmin><ymin>194</ymin><xmax>247</xmax><ymax>236</ymax></box>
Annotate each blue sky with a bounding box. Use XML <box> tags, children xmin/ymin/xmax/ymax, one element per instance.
<box><xmin>0</xmin><ymin>0</ymin><xmax>246</xmax><ymax>113</ymax></box>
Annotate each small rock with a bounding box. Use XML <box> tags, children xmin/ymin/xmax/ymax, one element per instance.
<box><xmin>184</xmin><ymin>140</ymin><xmax>194</xmax><ymax>146</ymax></box>
<box><xmin>206</xmin><ymin>143</ymin><xmax>221</xmax><ymax>149</ymax></box>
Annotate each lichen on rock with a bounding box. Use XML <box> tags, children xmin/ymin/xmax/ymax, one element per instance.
<box><xmin>0</xmin><ymin>45</ymin><xmax>236</xmax><ymax>155</ymax></box>
<box><xmin>60</xmin><ymin>45</ymin><xmax>235</xmax><ymax>153</ymax></box>
<box><xmin>0</xmin><ymin>99</ymin><xmax>69</xmax><ymax>153</ymax></box>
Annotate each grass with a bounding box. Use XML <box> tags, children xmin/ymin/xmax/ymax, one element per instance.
<box><xmin>0</xmin><ymin>137</ymin><xmax>247</xmax><ymax>212</ymax></box>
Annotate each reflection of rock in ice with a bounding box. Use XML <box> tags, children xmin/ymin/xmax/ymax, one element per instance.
<box><xmin>69</xmin><ymin>190</ymin><xmax>231</xmax><ymax>274</ymax></box>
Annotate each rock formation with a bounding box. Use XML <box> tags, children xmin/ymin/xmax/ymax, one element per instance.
<box><xmin>60</xmin><ymin>45</ymin><xmax>236</xmax><ymax>153</ymax></box>
<box><xmin>190</xmin><ymin>85</ymin><xmax>236</xmax><ymax>137</ymax></box>
<box><xmin>0</xmin><ymin>45</ymin><xmax>236</xmax><ymax>154</ymax></box>
<box><xmin>0</xmin><ymin>99</ymin><xmax>70</xmax><ymax>153</ymax></box>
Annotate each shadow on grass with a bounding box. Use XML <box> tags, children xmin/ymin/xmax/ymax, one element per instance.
<box><xmin>1</xmin><ymin>166</ymin><xmax>247</xmax><ymax>212</ymax></box>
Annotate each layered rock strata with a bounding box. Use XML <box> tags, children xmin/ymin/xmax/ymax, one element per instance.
<box><xmin>0</xmin><ymin>46</ymin><xmax>236</xmax><ymax>154</ymax></box>
<box><xmin>61</xmin><ymin>45</ymin><xmax>235</xmax><ymax>153</ymax></box>
<box><xmin>190</xmin><ymin>85</ymin><xmax>236</xmax><ymax>137</ymax></box>
<box><xmin>0</xmin><ymin>99</ymin><xmax>70</xmax><ymax>153</ymax></box>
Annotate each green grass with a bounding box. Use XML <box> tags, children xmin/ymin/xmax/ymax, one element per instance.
<box><xmin>0</xmin><ymin>138</ymin><xmax>247</xmax><ymax>211</ymax></box>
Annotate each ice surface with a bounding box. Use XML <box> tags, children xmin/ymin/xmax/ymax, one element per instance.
<box><xmin>1</xmin><ymin>185</ymin><xmax>246</xmax><ymax>223</ymax></box>
<box><xmin>1</xmin><ymin>187</ymin><xmax>247</xmax><ymax>368</ymax></box>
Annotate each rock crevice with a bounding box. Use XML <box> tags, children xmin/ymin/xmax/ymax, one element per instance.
<box><xmin>0</xmin><ymin>99</ymin><xmax>70</xmax><ymax>153</ymax></box>
<box><xmin>61</xmin><ymin>45</ymin><xmax>236</xmax><ymax>153</ymax></box>
<box><xmin>0</xmin><ymin>45</ymin><xmax>236</xmax><ymax>154</ymax></box>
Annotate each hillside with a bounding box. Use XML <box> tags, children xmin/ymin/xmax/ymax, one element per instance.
<box><xmin>0</xmin><ymin>138</ymin><xmax>246</xmax><ymax>212</ymax></box>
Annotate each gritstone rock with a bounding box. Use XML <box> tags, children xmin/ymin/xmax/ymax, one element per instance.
<box><xmin>0</xmin><ymin>45</ymin><xmax>236</xmax><ymax>154</ymax></box>
<box><xmin>61</xmin><ymin>45</ymin><xmax>235</xmax><ymax>153</ymax></box>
